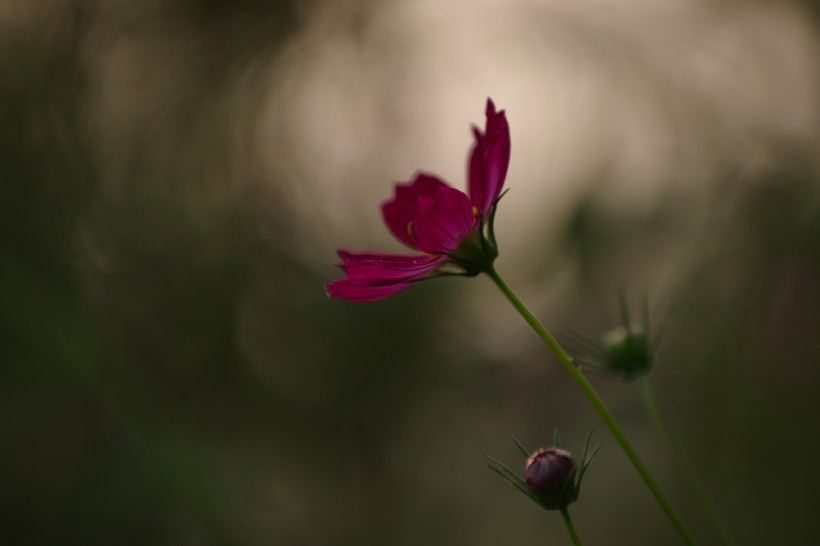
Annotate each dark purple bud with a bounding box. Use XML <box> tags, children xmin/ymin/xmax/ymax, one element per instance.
<box><xmin>524</xmin><ymin>448</ymin><xmax>579</xmax><ymax>510</ymax></box>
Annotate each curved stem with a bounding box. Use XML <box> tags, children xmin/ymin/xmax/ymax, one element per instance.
<box><xmin>560</xmin><ymin>508</ymin><xmax>583</xmax><ymax>546</ymax></box>
<box><xmin>486</xmin><ymin>267</ymin><xmax>699</xmax><ymax>546</ymax></box>
<box><xmin>637</xmin><ymin>377</ymin><xmax>736</xmax><ymax>546</ymax></box>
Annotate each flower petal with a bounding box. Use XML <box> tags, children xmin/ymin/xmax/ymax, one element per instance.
<box><xmin>336</xmin><ymin>249</ymin><xmax>436</xmax><ymax>265</ymax></box>
<box><xmin>468</xmin><ymin>98</ymin><xmax>510</xmax><ymax>214</ymax></box>
<box><xmin>381</xmin><ymin>173</ymin><xmax>449</xmax><ymax>248</ymax></box>
<box><xmin>411</xmin><ymin>187</ymin><xmax>474</xmax><ymax>254</ymax></box>
<box><xmin>325</xmin><ymin>250</ymin><xmax>446</xmax><ymax>302</ymax></box>
<box><xmin>339</xmin><ymin>250</ymin><xmax>444</xmax><ymax>282</ymax></box>
<box><xmin>434</xmin><ymin>184</ymin><xmax>476</xmax><ymax>234</ymax></box>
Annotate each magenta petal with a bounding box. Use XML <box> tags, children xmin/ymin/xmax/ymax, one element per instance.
<box><xmin>381</xmin><ymin>173</ymin><xmax>449</xmax><ymax>248</ymax></box>
<box><xmin>412</xmin><ymin>187</ymin><xmax>474</xmax><ymax>254</ymax></box>
<box><xmin>342</xmin><ymin>255</ymin><xmax>444</xmax><ymax>282</ymax></box>
<box><xmin>482</xmin><ymin>114</ymin><xmax>510</xmax><ymax>208</ymax></box>
<box><xmin>413</xmin><ymin>215</ymin><xmax>459</xmax><ymax>254</ymax></box>
<box><xmin>468</xmin><ymin>98</ymin><xmax>510</xmax><ymax>214</ymax></box>
<box><xmin>326</xmin><ymin>250</ymin><xmax>446</xmax><ymax>302</ymax></box>
<box><xmin>338</xmin><ymin>250</ymin><xmax>443</xmax><ymax>277</ymax></box>
<box><xmin>337</xmin><ymin>249</ymin><xmax>435</xmax><ymax>264</ymax></box>
<box><xmin>434</xmin><ymin>185</ymin><xmax>475</xmax><ymax>234</ymax></box>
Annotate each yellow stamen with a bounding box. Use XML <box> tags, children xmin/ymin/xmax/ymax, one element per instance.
<box><xmin>407</xmin><ymin>221</ymin><xmax>417</xmax><ymax>242</ymax></box>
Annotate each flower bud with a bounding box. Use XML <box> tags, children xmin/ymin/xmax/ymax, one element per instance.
<box><xmin>524</xmin><ymin>448</ymin><xmax>579</xmax><ymax>510</ymax></box>
<box><xmin>487</xmin><ymin>431</ymin><xmax>599</xmax><ymax>513</ymax></box>
<box><xmin>602</xmin><ymin>324</ymin><xmax>651</xmax><ymax>379</ymax></box>
<box><xmin>569</xmin><ymin>296</ymin><xmax>667</xmax><ymax>381</ymax></box>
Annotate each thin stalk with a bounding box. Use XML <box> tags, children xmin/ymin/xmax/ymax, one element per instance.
<box><xmin>560</xmin><ymin>508</ymin><xmax>583</xmax><ymax>546</ymax></box>
<box><xmin>637</xmin><ymin>377</ymin><xmax>736</xmax><ymax>546</ymax></box>
<box><xmin>486</xmin><ymin>267</ymin><xmax>699</xmax><ymax>546</ymax></box>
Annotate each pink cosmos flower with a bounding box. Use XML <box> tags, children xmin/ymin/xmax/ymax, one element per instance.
<box><xmin>326</xmin><ymin>99</ymin><xmax>510</xmax><ymax>302</ymax></box>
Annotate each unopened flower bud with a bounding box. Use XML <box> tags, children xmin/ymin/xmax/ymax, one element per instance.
<box><xmin>487</xmin><ymin>431</ymin><xmax>599</xmax><ymax>513</ymax></box>
<box><xmin>569</xmin><ymin>296</ymin><xmax>667</xmax><ymax>381</ymax></box>
<box><xmin>602</xmin><ymin>324</ymin><xmax>651</xmax><ymax>379</ymax></box>
<box><xmin>524</xmin><ymin>448</ymin><xmax>579</xmax><ymax>510</ymax></box>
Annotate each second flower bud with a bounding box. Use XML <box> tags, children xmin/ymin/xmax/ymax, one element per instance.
<box><xmin>525</xmin><ymin>447</ymin><xmax>579</xmax><ymax>510</ymax></box>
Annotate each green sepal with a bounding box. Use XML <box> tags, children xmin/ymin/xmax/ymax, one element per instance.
<box><xmin>652</xmin><ymin>309</ymin><xmax>671</xmax><ymax>358</ymax></box>
<box><xmin>559</xmin><ymin>465</ymin><xmax>581</xmax><ymax>504</ymax></box>
<box><xmin>576</xmin><ymin>430</ymin><xmax>602</xmax><ymax>496</ymax></box>
<box><xmin>510</xmin><ymin>434</ymin><xmax>529</xmax><ymax>459</ymax></box>
<box><xmin>485</xmin><ymin>188</ymin><xmax>509</xmax><ymax>250</ymax></box>
<box><xmin>485</xmin><ymin>455</ymin><xmax>544</xmax><ymax>506</ymax></box>
<box><xmin>619</xmin><ymin>290</ymin><xmax>632</xmax><ymax>335</ymax></box>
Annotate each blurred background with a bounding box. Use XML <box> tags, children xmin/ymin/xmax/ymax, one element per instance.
<box><xmin>2</xmin><ymin>0</ymin><xmax>820</xmax><ymax>544</ymax></box>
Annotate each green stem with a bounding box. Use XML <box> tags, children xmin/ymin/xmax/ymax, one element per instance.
<box><xmin>637</xmin><ymin>377</ymin><xmax>736</xmax><ymax>546</ymax></box>
<box><xmin>486</xmin><ymin>267</ymin><xmax>699</xmax><ymax>546</ymax></box>
<box><xmin>560</xmin><ymin>508</ymin><xmax>583</xmax><ymax>546</ymax></box>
